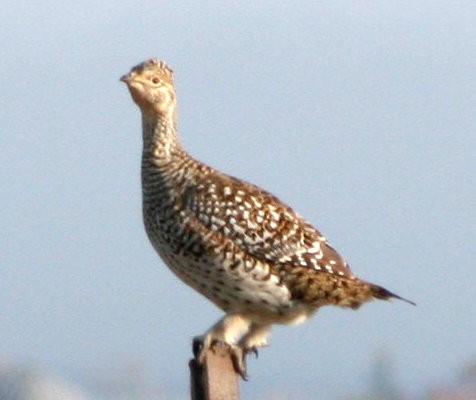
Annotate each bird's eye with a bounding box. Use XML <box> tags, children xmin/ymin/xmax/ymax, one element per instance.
<box><xmin>151</xmin><ymin>77</ymin><xmax>160</xmax><ymax>84</ymax></box>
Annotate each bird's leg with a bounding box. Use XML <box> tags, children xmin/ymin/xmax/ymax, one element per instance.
<box><xmin>193</xmin><ymin>314</ymin><xmax>251</xmax><ymax>378</ymax></box>
<box><xmin>220</xmin><ymin>323</ymin><xmax>271</xmax><ymax>379</ymax></box>
<box><xmin>238</xmin><ymin>323</ymin><xmax>271</xmax><ymax>358</ymax></box>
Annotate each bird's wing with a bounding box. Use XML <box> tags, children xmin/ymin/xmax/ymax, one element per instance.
<box><xmin>183</xmin><ymin>173</ymin><xmax>354</xmax><ymax>278</ymax></box>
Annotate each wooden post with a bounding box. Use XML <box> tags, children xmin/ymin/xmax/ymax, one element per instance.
<box><xmin>190</xmin><ymin>342</ymin><xmax>240</xmax><ymax>400</ymax></box>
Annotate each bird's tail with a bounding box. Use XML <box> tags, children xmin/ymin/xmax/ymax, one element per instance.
<box><xmin>370</xmin><ymin>283</ymin><xmax>416</xmax><ymax>306</ymax></box>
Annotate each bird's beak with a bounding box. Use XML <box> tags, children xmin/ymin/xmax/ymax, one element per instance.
<box><xmin>120</xmin><ymin>74</ymin><xmax>131</xmax><ymax>84</ymax></box>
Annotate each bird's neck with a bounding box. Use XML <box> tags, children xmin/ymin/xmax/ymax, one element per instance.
<box><xmin>141</xmin><ymin>112</ymin><xmax>184</xmax><ymax>164</ymax></box>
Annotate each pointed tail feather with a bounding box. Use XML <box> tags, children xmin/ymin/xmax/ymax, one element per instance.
<box><xmin>370</xmin><ymin>284</ymin><xmax>416</xmax><ymax>306</ymax></box>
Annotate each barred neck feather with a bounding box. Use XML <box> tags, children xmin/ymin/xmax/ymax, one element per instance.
<box><xmin>140</xmin><ymin>111</ymin><xmax>213</xmax><ymax>212</ymax></box>
<box><xmin>141</xmin><ymin>110</ymin><xmax>182</xmax><ymax>159</ymax></box>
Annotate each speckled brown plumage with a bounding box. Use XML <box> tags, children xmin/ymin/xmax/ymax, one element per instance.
<box><xmin>120</xmin><ymin>59</ymin><xmax>414</xmax><ymax>377</ymax></box>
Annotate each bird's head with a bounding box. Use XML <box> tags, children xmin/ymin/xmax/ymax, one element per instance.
<box><xmin>120</xmin><ymin>59</ymin><xmax>176</xmax><ymax>119</ymax></box>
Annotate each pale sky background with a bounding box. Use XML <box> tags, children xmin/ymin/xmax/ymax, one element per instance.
<box><xmin>1</xmin><ymin>1</ymin><xmax>475</xmax><ymax>399</ymax></box>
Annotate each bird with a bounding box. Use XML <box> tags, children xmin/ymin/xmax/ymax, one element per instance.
<box><xmin>120</xmin><ymin>59</ymin><xmax>415</xmax><ymax>378</ymax></box>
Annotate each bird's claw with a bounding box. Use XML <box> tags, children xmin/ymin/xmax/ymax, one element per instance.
<box><xmin>246</xmin><ymin>346</ymin><xmax>259</xmax><ymax>358</ymax></box>
<box><xmin>229</xmin><ymin>344</ymin><xmax>248</xmax><ymax>380</ymax></box>
<box><xmin>230</xmin><ymin>346</ymin><xmax>261</xmax><ymax>379</ymax></box>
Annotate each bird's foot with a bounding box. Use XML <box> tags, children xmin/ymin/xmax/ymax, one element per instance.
<box><xmin>229</xmin><ymin>344</ymin><xmax>264</xmax><ymax>378</ymax></box>
<box><xmin>238</xmin><ymin>335</ymin><xmax>268</xmax><ymax>361</ymax></box>
<box><xmin>230</xmin><ymin>344</ymin><xmax>248</xmax><ymax>380</ymax></box>
<box><xmin>244</xmin><ymin>345</ymin><xmax>259</xmax><ymax>358</ymax></box>
<box><xmin>237</xmin><ymin>324</ymin><xmax>269</xmax><ymax>357</ymax></box>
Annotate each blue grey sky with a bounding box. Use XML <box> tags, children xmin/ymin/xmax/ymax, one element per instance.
<box><xmin>1</xmin><ymin>1</ymin><xmax>475</xmax><ymax>398</ymax></box>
